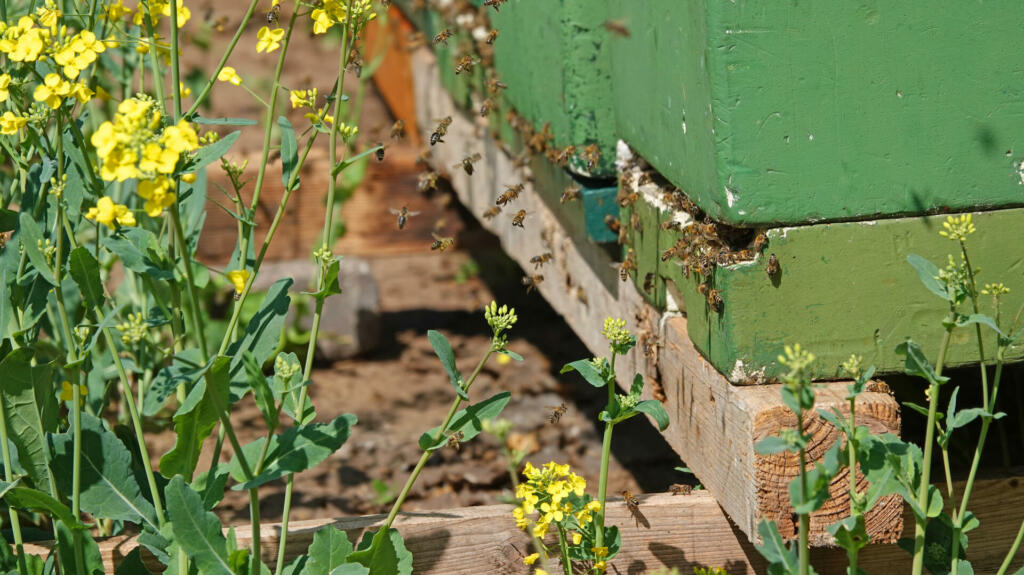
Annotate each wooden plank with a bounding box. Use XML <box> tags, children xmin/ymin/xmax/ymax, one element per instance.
<box><xmin>408</xmin><ymin>45</ymin><xmax>903</xmax><ymax>546</ymax></box>
<box><xmin>364</xmin><ymin>5</ymin><xmax>422</xmax><ymax>147</ymax></box>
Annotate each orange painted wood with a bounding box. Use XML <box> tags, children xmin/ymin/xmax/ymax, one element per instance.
<box><xmin>364</xmin><ymin>6</ymin><xmax>421</xmax><ymax>147</ymax></box>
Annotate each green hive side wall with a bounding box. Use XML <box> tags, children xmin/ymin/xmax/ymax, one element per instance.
<box><xmin>608</xmin><ymin>0</ymin><xmax>1024</xmax><ymax>226</ymax></box>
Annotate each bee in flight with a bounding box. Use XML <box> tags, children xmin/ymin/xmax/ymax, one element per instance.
<box><xmin>453</xmin><ymin>153</ymin><xmax>482</xmax><ymax>175</ymax></box>
<box><xmin>388</xmin><ymin>206</ymin><xmax>421</xmax><ymax>230</ymax></box>
<box><xmin>530</xmin><ymin>252</ymin><xmax>553</xmax><ymax>269</ymax></box>
<box><xmin>266</xmin><ymin>3</ymin><xmax>280</xmax><ymax>24</ymax></box>
<box><xmin>454</xmin><ymin>54</ymin><xmax>479</xmax><ymax>75</ymax></box>
<box><xmin>561</xmin><ymin>184</ymin><xmax>581</xmax><ymax>204</ymax></box>
<box><xmin>479</xmin><ymin>98</ymin><xmax>495</xmax><ymax>117</ymax></box>
<box><xmin>417</xmin><ymin>171</ymin><xmax>439</xmax><ymax>192</ymax></box>
<box><xmin>547</xmin><ymin>403</ymin><xmax>567</xmax><ymax>424</ymax></box>
<box><xmin>430</xmin><ymin>116</ymin><xmax>452</xmax><ymax>146</ymax></box>
<box><xmin>619</xmin><ymin>248</ymin><xmax>637</xmax><ymax>281</ymax></box>
<box><xmin>482</xmin><ymin>206</ymin><xmax>502</xmax><ymax>220</ymax></box>
<box><xmin>581</xmin><ymin>144</ymin><xmax>601</xmax><ymax>171</ymax></box>
<box><xmin>432</xmin><ymin>29</ymin><xmax>453</xmax><ymax>46</ymax></box>
<box><xmin>446</xmin><ymin>430</ymin><xmax>464</xmax><ymax>451</ymax></box>
<box><xmin>483</xmin><ymin>0</ymin><xmax>507</xmax><ymax>12</ymax></box>
<box><xmin>552</xmin><ymin>145</ymin><xmax>576</xmax><ymax>167</ymax></box>
<box><xmin>390</xmin><ymin>120</ymin><xmax>406</xmax><ymax>140</ymax></box>
<box><xmin>486</xmin><ymin>76</ymin><xmax>508</xmax><ymax>94</ymax></box>
<box><xmin>621</xmin><ymin>490</ymin><xmax>649</xmax><ymax>528</ymax></box>
<box><xmin>496</xmin><ymin>183</ymin><xmax>525</xmax><ymax>206</ymax></box>
<box><xmin>430</xmin><ymin>233</ymin><xmax>454</xmax><ymax>252</ymax></box>
<box><xmin>521</xmin><ymin>274</ymin><xmax>544</xmax><ymax>293</ymax></box>
<box><xmin>511</xmin><ymin>209</ymin><xmax>528</xmax><ymax>228</ymax></box>
<box><xmin>485</xmin><ymin>29</ymin><xmax>498</xmax><ymax>44</ymax></box>
<box><xmin>375</xmin><ymin>142</ymin><xmax>386</xmax><ymax>162</ymax></box>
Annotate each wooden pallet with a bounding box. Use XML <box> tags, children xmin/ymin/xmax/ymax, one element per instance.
<box><xmin>406</xmin><ymin>45</ymin><xmax>903</xmax><ymax>546</ymax></box>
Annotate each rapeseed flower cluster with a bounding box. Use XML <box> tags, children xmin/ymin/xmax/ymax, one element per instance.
<box><xmin>602</xmin><ymin>317</ymin><xmax>635</xmax><ymax>355</ymax></box>
<box><xmin>939</xmin><ymin>213</ymin><xmax>976</xmax><ymax>242</ymax></box>
<box><xmin>311</xmin><ymin>0</ymin><xmax>376</xmax><ymax>35</ymax></box>
<box><xmin>85</xmin><ymin>196</ymin><xmax>136</xmax><ymax>229</ymax></box>
<box><xmin>513</xmin><ymin>462</ymin><xmax>595</xmax><ymax>539</ymax></box>
<box><xmin>90</xmin><ymin>94</ymin><xmax>200</xmax><ymax>216</ymax></box>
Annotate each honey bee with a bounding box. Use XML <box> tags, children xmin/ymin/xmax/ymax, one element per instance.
<box><xmin>636</xmin><ymin>172</ymin><xmax>652</xmax><ymax>187</ymax></box>
<box><xmin>390</xmin><ymin>120</ymin><xmax>406</xmax><ymax>140</ymax></box>
<box><xmin>618</xmin><ymin>190</ymin><xmax>639</xmax><ymax>207</ymax></box>
<box><xmin>375</xmin><ymin>142</ymin><xmax>386</xmax><ymax>162</ymax></box>
<box><xmin>483</xmin><ymin>0</ymin><xmax>507</xmax><ymax>11</ymax></box>
<box><xmin>733</xmin><ymin>249</ymin><xmax>753</xmax><ymax>262</ymax></box>
<box><xmin>496</xmin><ymin>183</ymin><xmax>524</xmax><ymax>205</ymax></box>
<box><xmin>697</xmin><ymin>282</ymin><xmax>709</xmax><ymax>296</ymax></box>
<box><xmin>604</xmin><ymin>215</ymin><xmax>621</xmax><ymax>234</ymax></box>
<box><xmin>511</xmin><ymin>209</ymin><xmax>528</xmax><ymax>228</ymax></box>
<box><xmin>576</xmin><ymin>286</ymin><xmax>589</xmax><ymax>305</ymax></box>
<box><xmin>487</xmin><ymin>77</ymin><xmax>508</xmax><ymax>94</ymax></box>
<box><xmin>446</xmin><ymin>430</ymin><xmax>464</xmax><ymax>451</ymax></box>
<box><xmin>643</xmin><ymin>272</ymin><xmax>655</xmax><ymax>293</ymax></box>
<box><xmin>766</xmin><ymin>253</ymin><xmax>780</xmax><ymax>278</ymax></box>
<box><xmin>715</xmin><ymin>247</ymin><xmax>731</xmax><ymax>266</ymax></box>
<box><xmin>618</xmin><ymin>225</ymin><xmax>629</xmax><ymax>245</ymax></box>
<box><xmin>485</xmin><ymin>29</ymin><xmax>499</xmax><ymax>44</ymax></box>
<box><xmin>348</xmin><ymin>50</ymin><xmax>363</xmax><ymax>77</ymax></box>
<box><xmin>430</xmin><ymin>116</ymin><xmax>452</xmax><ymax>146</ymax></box>
<box><xmin>479</xmin><ymin>98</ymin><xmax>495</xmax><ymax>117</ymax></box>
<box><xmin>388</xmin><ymin>206</ymin><xmax>421</xmax><ymax>230</ymax></box>
<box><xmin>521</xmin><ymin>274</ymin><xmax>544</xmax><ymax>293</ymax></box>
<box><xmin>661</xmin><ymin>219</ymin><xmax>683</xmax><ymax>232</ymax></box>
<box><xmin>417</xmin><ymin>171</ymin><xmax>439</xmax><ymax>192</ymax></box>
<box><xmin>707</xmin><ymin>289</ymin><xmax>723</xmax><ymax>312</ymax></box>
<box><xmin>621</xmin><ymin>490</ymin><xmax>648</xmax><ymax>528</ymax></box>
<box><xmin>560</xmin><ymin>184</ymin><xmax>581</xmax><ymax>204</ymax></box>
<box><xmin>527</xmin><ymin>124</ymin><xmax>552</xmax><ymax>153</ymax></box>
<box><xmin>430</xmin><ymin>233</ymin><xmax>454</xmax><ymax>252</ymax></box>
<box><xmin>547</xmin><ymin>403</ymin><xmax>567</xmax><ymax>424</ymax></box>
<box><xmin>581</xmin><ymin>144</ymin><xmax>601</xmax><ymax>171</ymax></box>
<box><xmin>266</xmin><ymin>3</ymin><xmax>280</xmax><ymax>24</ymax></box>
<box><xmin>619</xmin><ymin>248</ymin><xmax>637</xmax><ymax>281</ymax></box>
<box><xmin>553</xmin><ymin>145</ymin><xmax>577</xmax><ymax>167</ymax></box>
<box><xmin>432</xmin><ymin>28</ymin><xmax>453</xmax><ymax>46</ymax></box>
<box><xmin>406</xmin><ymin>31</ymin><xmax>425</xmax><ymax>50</ymax></box>
<box><xmin>415</xmin><ymin>148</ymin><xmax>432</xmax><ymax>167</ymax></box>
<box><xmin>642</xmin><ymin>334</ymin><xmax>661</xmax><ymax>359</ymax></box>
<box><xmin>454</xmin><ymin>54</ymin><xmax>478</xmax><ymax>75</ymax></box>
<box><xmin>530</xmin><ymin>252</ymin><xmax>553</xmax><ymax>269</ymax></box>
<box><xmin>753</xmin><ymin>232</ymin><xmax>768</xmax><ymax>252</ymax></box>
<box><xmin>696</xmin><ymin>219</ymin><xmax>716</xmax><ymax>238</ymax></box>
<box><xmin>669</xmin><ymin>484</ymin><xmax>693</xmax><ymax>496</ymax></box>
<box><xmin>698</xmin><ymin>255</ymin><xmax>714</xmax><ymax>278</ymax></box>
<box><xmin>630</xmin><ymin>212</ymin><xmax>642</xmax><ymax>232</ymax></box>
<box><xmin>603</xmin><ymin>19</ymin><xmax>630</xmax><ymax>37</ymax></box>
<box><xmin>453</xmin><ymin>153</ymin><xmax>482</xmax><ymax>175</ymax></box>
<box><xmin>482</xmin><ymin>206</ymin><xmax>502</xmax><ymax>220</ymax></box>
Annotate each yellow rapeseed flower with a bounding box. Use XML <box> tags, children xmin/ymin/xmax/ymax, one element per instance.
<box><xmin>939</xmin><ymin>214</ymin><xmax>976</xmax><ymax>242</ymax></box>
<box><xmin>85</xmin><ymin>196</ymin><xmax>136</xmax><ymax>229</ymax></box>
<box><xmin>217</xmin><ymin>66</ymin><xmax>242</xmax><ymax>86</ymax></box>
<box><xmin>0</xmin><ymin>74</ymin><xmax>10</xmax><ymax>102</ymax></box>
<box><xmin>33</xmin><ymin>73</ymin><xmax>70</xmax><ymax>109</ymax></box>
<box><xmin>523</xmin><ymin>553</ymin><xmax>539</xmax><ymax>566</ymax></box>
<box><xmin>256</xmin><ymin>26</ymin><xmax>285</xmax><ymax>53</ymax></box>
<box><xmin>137</xmin><ymin>177</ymin><xmax>176</xmax><ymax>217</ymax></box>
<box><xmin>0</xmin><ymin>111</ymin><xmax>28</xmax><ymax>135</ymax></box>
<box><xmin>5</xmin><ymin>18</ymin><xmax>49</xmax><ymax>62</ymax></box>
<box><xmin>59</xmin><ymin>381</ymin><xmax>87</xmax><ymax>403</ymax></box>
<box><xmin>226</xmin><ymin>269</ymin><xmax>250</xmax><ymax>294</ymax></box>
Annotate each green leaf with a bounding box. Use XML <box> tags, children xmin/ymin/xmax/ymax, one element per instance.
<box><xmin>194</xmin><ymin>116</ymin><xmax>258</xmax><ymax>126</ymax></box>
<box><xmin>955</xmin><ymin>313</ymin><xmax>1004</xmax><ymax>336</ymax></box>
<box><xmin>632</xmin><ymin>400</ymin><xmax>670</xmax><ymax>431</ymax></box>
<box><xmin>755</xmin><ymin>519</ymin><xmax>801</xmax><ymax>574</ymax></box>
<box><xmin>560</xmin><ymin>359</ymin><xmax>608</xmax><ymax>388</ymax></box>
<box><xmin>3</xmin><ymin>486</ymin><xmax>83</xmax><ymax>529</ymax></box>
<box><xmin>306</xmin><ymin>525</ymin><xmax>355</xmax><ymax>575</ymax></box>
<box><xmin>496</xmin><ymin>349</ymin><xmax>523</xmax><ymax>361</ymax></box>
<box><xmin>193</xmin><ymin>463</ymin><xmax>231</xmax><ymax>510</ymax></box>
<box><xmin>68</xmin><ymin>246</ymin><xmax>105</xmax><ymax>308</ymax></box>
<box><xmin>102</xmin><ymin>228</ymin><xmax>174</xmax><ymax>280</ymax></box>
<box><xmin>234</xmin><ymin>413</ymin><xmax>357</xmax><ymax>490</ymax></box>
<box><xmin>188</xmin><ymin>131</ymin><xmax>241</xmax><ymax>173</ymax></box>
<box><xmin>114</xmin><ymin>547</ymin><xmax>152</xmax><ymax>575</ymax></box>
<box><xmin>629</xmin><ymin>373</ymin><xmax>644</xmax><ymax>399</ymax></box>
<box><xmin>907</xmin><ymin>254</ymin><xmax>950</xmax><ymax>301</ymax></box>
<box><xmin>227</xmin><ymin>279</ymin><xmax>292</xmax><ymax>400</ymax></box>
<box><xmin>18</xmin><ymin>212</ymin><xmax>56</xmax><ymax>286</ymax></box>
<box><xmin>165</xmin><ymin>476</ymin><xmax>234</xmax><ymax>575</ymax></box>
<box><xmin>827</xmin><ymin>515</ymin><xmax>870</xmax><ymax>555</ymax></box>
<box><xmin>309</xmin><ymin>258</ymin><xmax>341</xmax><ymax>301</ymax></box>
<box><xmin>50</xmin><ymin>413</ymin><xmax>158</xmax><ymax>530</ymax></box>
<box><xmin>278</xmin><ymin>116</ymin><xmax>299</xmax><ymax>190</ymax></box>
<box><xmin>144</xmin><ymin>348</ymin><xmax>209</xmax><ymax>416</ymax></box>
<box><xmin>345</xmin><ymin>528</ymin><xmax>413</xmax><ymax>575</ymax></box>
<box><xmin>418</xmin><ymin>392</ymin><xmax>512</xmax><ymax>451</ymax></box>
<box><xmin>0</xmin><ymin>208</ymin><xmax>18</xmax><ymax>232</ymax></box>
<box><xmin>331</xmin><ymin>145</ymin><xmax>385</xmax><ymax>177</ymax></box>
<box><xmin>330</xmin><ymin>565</ymin><xmax>370</xmax><ymax>575</ymax></box>
<box><xmin>159</xmin><ymin>357</ymin><xmax>231</xmax><ymax>479</ymax></box>
<box><xmin>754</xmin><ymin>436</ymin><xmax>796</xmax><ymax>455</ymax></box>
<box><xmin>427</xmin><ymin>330</ymin><xmax>466</xmax><ymax>400</ymax></box>
<box><xmin>0</xmin><ymin>349</ymin><xmax>57</xmax><ymax>494</ymax></box>
<box><xmin>55</xmin><ymin>520</ymin><xmax>104</xmax><ymax>575</ymax></box>
<box><xmin>242</xmin><ymin>351</ymin><xmax>278</xmax><ymax>430</ymax></box>
<box><xmin>895</xmin><ymin>339</ymin><xmax>948</xmax><ymax>385</ymax></box>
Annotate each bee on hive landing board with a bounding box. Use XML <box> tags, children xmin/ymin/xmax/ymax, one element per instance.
<box><xmin>487</xmin><ymin>76</ymin><xmax>508</xmax><ymax>94</ymax></box>
<box><xmin>619</xmin><ymin>249</ymin><xmax>637</xmax><ymax>282</ymax></box>
<box><xmin>453</xmin><ymin>153</ymin><xmax>482</xmax><ymax>175</ymax></box>
<box><xmin>669</xmin><ymin>484</ymin><xmax>693</xmax><ymax>496</ymax></box>
<box><xmin>553</xmin><ymin>145</ymin><xmax>576</xmax><ymax>167</ymax></box>
<box><xmin>530</xmin><ymin>252</ymin><xmax>553</xmax><ymax>269</ymax></box>
<box><xmin>547</xmin><ymin>403</ymin><xmax>567</xmax><ymax>424</ymax></box>
<box><xmin>511</xmin><ymin>209</ymin><xmax>528</xmax><ymax>228</ymax></box>
<box><xmin>430</xmin><ymin>233</ymin><xmax>454</xmax><ymax>252</ymax></box>
<box><xmin>707</xmin><ymin>288</ymin><xmax>723</xmax><ymax>312</ymax></box>
<box><xmin>753</xmin><ymin>232</ymin><xmax>768</xmax><ymax>252</ymax></box>
<box><xmin>496</xmin><ymin>183</ymin><xmax>525</xmax><ymax>205</ymax></box>
<box><xmin>576</xmin><ymin>286</ymin><xmax>589</xmax><ymax>305</ymax></box>
<box><xmin>581</xmin><ymin>144</ymin><xmax>601</xmax><ymax>171</ymax></box>
<box><xmin>483</xmin><ymin>0</ymin><xmax>507</xmax><ymax>12</ymax></box>
<box><xmin>388</xmin><ymin>206</ymin><xmax>421</xmax><ymax>230</ymax></box>
<box><xmin>766</xmin><ymin>253</ymin><xmax>780</xmax><ymax>278</ymax></box>
<box><xmin>521</xmin><ymin>274</ymin><xmax>543</xmax><ymax>293</ymax></box>
<box><xmin>482</xmin><ymin>206</ymin><xmax>502</xmax><ymax>220</ymax></box>
<box><xmin>432</xmin><ymin>28</ymin><xmax>453</xmax><ymax>46</ymax></box>
<box><xmin>561</xmin><ymin>184</ymin><xmax>581</xmax><ymax>204</ymax></box>
<box><xmin>390</xmin><ymin>120</ymin><xmax>406</xmax><ymax>140</ymax></box>
<box><xmin>630</xmin><ymin>212</ymin><xmax>642</xmax><ymax>232</ymax></box>
<box><xmin>643</xmin><ymin>272</ymin><xmax>656</xmax><ymax>294</ymax></box>
<box><xmin>430</xmin><ymin>116</ymin><xmax>452</xmax><ymax>146</ymax></box>
<box><xmin>618</xmin><ymin>190</ymin><xmax>639</xmax><ymax>208</ymax></box>
<box><xmin>621</xmin><ymin>490</ymin><xmax>649</xmax><ymax>528</ymax></box>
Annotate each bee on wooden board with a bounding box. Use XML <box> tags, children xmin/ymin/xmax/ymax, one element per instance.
<box><xmin>642</xmin><ymin>334</ymin><xmax>661</xmax><ymax>359</ymax></box>
<box><xmin>482</xmin><ymin>206</ymin><xmax>502</xmax><ymax>220</ymax></box>
<box><xmin>576</xmin><ymin>286</ymin><xmax>589</xmax><ymax>305</ymax></box>
<box><xmin>496</xmin><ymin>183</ymin><xmax>525</xmax><ymax>205</ymax></box>
<box><xmin>753</xmin><ymin>232</ymin><xmax>768</xmax><ymax>252</ymax></box>
<box><xmin>430</xmin><ymin>116</ymin><xmax>452</xmax><ymax>146</ymax></box>
<box><xmin>479</xmin><ymin>98</ymin><xmax>495</xmax><ymax>117</ymax></box>
<box><xmin>618</xmin><ymin>190</ymin><xmax>639</xmax><ymax>208</ymax></box>
<box><xmin>485</xmin><ymin>29</ymin><xmax>499</xmax><ymax>44</ymax></box>
<box><xmin>388</xmin><ymin>206</ymin><xmax>421</xmax><ymax>230</ymax></box>
<box><xmin>621</xmin><ymin>490</ymin><xmax>649</xmax><ymax>528</ymax></box>
<box><xmin>266</xmin><ymin>3</ymin><xmax>280</xmax><ymax>24</ymax></box>
<box><xmin>661</xmin><ymin>219</ymin><xmax>683</xmax><ymax>232</ymax></box>
<box><xmin>561</xmin><ymin>184</ymin><xmax>581</xmax><ymax>204</ymax></box>
<box><xmin>630</xmin><ymin>212</ymin><xmax>642</xmax><ymax>232</ymax></box>
<box><xmin>521</xmin><ymin>274</ymin><xmax>543</xmax><ymax>293</ymax></box>
<box><xmin>454</xmin><ymin>54</ymin><xmax>478</xmax><ymax>75</ymax></box>
<box><xmin>374</xmin><ymin>143</ymin><xmax>386</xmax><ymax>162</ymax></box>
<box><xmin>643</xmin><ymin>272</ymin><xmax>656</xmax><ymax>294</ymax></box>
<box><xmin>733</xmin><ymin>249</ymin><xmax>754</xmax><ymax>262</ymax></box>
<box><xmin>453</xmin><ymin>153</ymin><xmax>482</xmax><ymax>175</ymax></box>
<box><xmin>619</xmin><ymin>248</ymin><xmax>637</xmax><ymax>282</ymax></box>
<box><xmin>530</xmin><ymin>252</ymin><xmax>553</xmax><ymax>269</ymax></box>
<box><xmin>446</xmin><ymin>430</ymin><xmax>464</xmax><ymax>451</ymax></box>
<box><xmin>707</xmin><ymin>288</ymin><xmax>723</xmax><ymax>312</ymax></box>
<box><xmin>487</xmin><ymin>77</ymin><xmax>508</xmax><ymax>94</ymax></box>
<box><xmin>553</xmin><ymin>145</ymin><xmax>577</xmax><ymax>167</ymax></box>
<box><xmin>669</xmin><ymin>484</ymin><xmax>693</xmax><ymax>496</ymax></box>
<box><xmin>390</xmin><ymin>120</ymin><xmax>406</xmax><ymax>140</ymax></box>
<box><xmin>430</xmin><ymin>233</ymin><xmax>454</xmax><ymax>252</ymax></box>
<box><xmin>432</xmin><ymin>28</ymin><xmax>453</xmax><ymax>46</ymax></box>
<box><xmin>511</xmin><ymin>209</ymin><xmax>528</xmax><ymax>228</ymax></box>
<box><xmin>636</xmin><ymin>172</ymin><xmax>652</xmax><ymax>187</ymax></box>
<box><xmin>603</xmin><ymin>19</ymin><xmax>631</xmax><ymax>37</ymax></box>
<box><xmin>417</xmin><ymin>171</ymin><xmax>439</xmax><ymax>192</ymax></box>
<box><xmin>483</xmin><ymin>0</ymin><xmax>507</xmax><ymax>12</ymax></box>
<box><xmin>766</xmin><ymin>253</ymin><xmax>780</xmax><ymax>278</ymax></box>
<box><xmin>547</xmin><ymin>403</ymin><xmax>567</xmax><ymax>424</ymax></box>
<box><xmin>581</xmin><ymin>144</ymin><xmax>601</xmax><ymax>171</ymax></box>
<box><xmin>604</xmin><ymin>214</ymin><xmax>621</xmax><ymax>234</ymax></box>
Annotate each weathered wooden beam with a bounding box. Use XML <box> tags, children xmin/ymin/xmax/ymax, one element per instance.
<box><xmin>408</xmin><ymin>45</ymin><xmax>903</xmax><ymax>546</ymax></box>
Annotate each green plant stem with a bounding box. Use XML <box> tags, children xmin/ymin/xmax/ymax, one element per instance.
<box><xmin>798</xmin><ymin>445</ymin><xmax>810</xmax><ymax>575</ymax></box>
<box><xmin>169</xmin><ymin>206</ymin><xmax>209</xmax><ymax>361</ymax></box>
<box><xmin>594</xmin><ymin>352</ymin><xmax>617</xmax><ymax>552</ymax></box>
<box><xmin>996</xmin><ymin>518</ymin><xmax>1024</xmax><ymax>575</ymax></box>
<box><xmin>0</xmin><ymin>392</ymin><xmax>30</xmax><ymax>575</ymax></box>
<box><xmin>556</xmin><ymin>524</ymin><xmax>573</xmax><ymax>575</ymax></box>
<box><xmin>184</xmin><ymin>0</ymin><xmax>261</xmax><ymax>119</ymax></box>
<box><xmin>382</xmin><ymin>347</ymin><xmax>495</xmax><ymax>530</ymax></box>
<box><xmin>911</xmin><ymin>324</ymin><xmax>954</xmax><ymax>575</ymax></box>
<box><xmin>846</xmin><ymin>397</ymin><xmax>860</xmax><ymax>575</ymax></box>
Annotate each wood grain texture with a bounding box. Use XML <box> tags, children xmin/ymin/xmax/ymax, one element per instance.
<box><xmin>409</xmin><ymin>45</ymin><xmax>903</xmax><ymax>546</ymax></box>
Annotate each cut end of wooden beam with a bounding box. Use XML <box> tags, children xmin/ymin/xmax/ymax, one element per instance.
<box><xmin>753</xmin><ymin>388</ymin><xmax>903</xmax><ymax>545</ymax></box>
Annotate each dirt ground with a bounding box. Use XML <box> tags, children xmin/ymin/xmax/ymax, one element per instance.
<box><xmin>157</xmin><ymin>2</ymin><xmax>686</xmax><ymax>525</ymax></box>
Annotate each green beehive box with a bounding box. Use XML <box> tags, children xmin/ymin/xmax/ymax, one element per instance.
<box><xmin>490</xmin><ymin>0</ymin><xmax>617</xmax><ymax>177</ymax></box>
<box><xmin>607</xmin><ymin>0</ymin><xmax>1024</xmax><ymax>226</ymax></box>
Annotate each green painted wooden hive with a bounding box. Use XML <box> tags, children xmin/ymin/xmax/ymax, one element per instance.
<box><xmin>606</xmin><ymin>0</ymin><xmax>1024</xmax><ymax>226</ymax></box>
<box><xmin>489</xmin><ymin>0</ymin><xmax>617</xmax><ymax>177</ymax></box>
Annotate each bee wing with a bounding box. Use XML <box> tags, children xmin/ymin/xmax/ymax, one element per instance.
<box><xmin>388</xmin><ymin>208</ymin><xmax>401</xmax><ymax>215</ymax></box>
<box><xmin>471</xmin><ymin>153</ymin><xmax>482</xmax><ymax>161</ymax></box>
<box><xmin>407</xmin><ymin>211</ymin><xmax>421</xmax><ymax>217</ymax></box>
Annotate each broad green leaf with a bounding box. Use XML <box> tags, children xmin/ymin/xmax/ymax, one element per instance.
<box><xmin>280</xmin><ymin>556</ymin><xmax>309</xmax><ymax>575</ymax></box>
<box><xmin>306</xmin><ymin>525</ymin><xmax>355</xmax><ymax>575</ymax></box>
<box><xmin>194</xmin><ymin>116</ymin><xmax>258</xmax><ymax>126</ymax></box>
<box><xmin>228</xmin><ymin>437</ymin><xmax>268</xmax><ymax>484</ymax></box>
<box><xmin>427</xmin><ymin>330</ymin><xmax>465</xmax><ymax>400</ymax></box>
<box><xmin>907</xmin><ymin>254</ymin><xmax>950</xmax><ymax>301</ymax></box>
<box><xmin>102</xmin><ymin>228</ymin><xmax>174</xmax><ymax>280</ymax></box>
<box><xmin>278</xmin><ymin>116</ymin><xmax>299</xmax><ymax>189</ymax></box>
<box><xmin>895</xmin><ymin>339</ymin><xmax>948</xmax><ymax>385</ymax></box>
<box><xmin>68</xmin><ymin>246</ymin><xmax>105</xmax><ymax>308</ymax></box>
<box><xmin>55</xmin><ymin>520</ymin><xmax>104</xmax><ymax>575</ymax></box>
<box><xmin>113</xmin><ymin>547</ymin><xmax>152</xmax><ymax>574</ymax></box>
<box><xmin>346</xmin><ymin>528</ymin><xmax>413</xmax><ymax>575</ymax></box>
<box><xmin>188</xmin><ymin>131</ymin><xmax>241</xmax><ymax>173</ymax></box>
<box><xmin>242</xmin><ymin>351</ymin><xmax>278</xmax><ymax>430</ymax></box>
<box><xmin>330</xmin><ymin>565</ymin><xmax>370</xmax><ymax>575</ymax></box>
<box><xmin>159</xmin><ymin>357</ymin><xmax>231</xmax><ymax>479</ymax></box>
<box><xmin>18</xmin><ymin>212</ymin><xmax>56</xmax><ymax>286</ymax></box>
<box><xmin>955</xmin><ymin>313</ymin><xmax>1004</xmax><ymax>336</ymax></box>
<box><xmin>51</xmin><ymin>413</ymin><xmax>158</xmax><ymax>530</ymax></box>
<box><xmin>309</xmin><ymin>258</ymin><xmax>341</xmax><ymax>301</ymax></box>
<box><xmin>193</xmin><ymin>463</ymin><xmax>231</xmax><ymax>510</ymax></box>
<box><xmin>926</xmin><ymin>484</ymin><xmax>943</xmax><ymax>518</ymax></box>
<box><xmin>234</xmin><ymin>413</ymin><xmax>357</xmax><ymax>490</ymax></box>
<box><xmin>754</xmin><ymin>520</ymin><xmax>801</xmax><ymax>574</ymax></box>
<box><xmin>3</xmin><ymin>486</ymin><xmax>83</xmax><ymax>529</ymax></box>
<box><xmin>418</xmin><ymin>392</ymin><xmax>511</xmax><ymax>451</ymax></box>
<box><xmin>227</xmin><ymin>279</ymin><xmax>292</xmax><ymax>400</ymax></box>
<box><xmin>0</xmin><ymin>208</ymin><xmax>18</xmax><ymax>232</ymax></box>
<box><xmin>632</xmin><ymin>399</ymin><xmax>670</xmax><ymax>431</ymax></box>
<box><xmin>0</xmin><ymin>349</ymin><xmax>57</xmax><ymax>493</ymax></box>
<box><xmin>628</xmin><ymin>373</ymin><xmax>644</xmax><ymax>399</ymax></box>
<box><xmin>496</xmin><ymin>349</ymin><xmax>523</xmax><ymax>361</ymax></box>
<box><xmin>827</xmin><ymin>515</ymin><xmax>870</xmax><ymax>555</ymax></box>
<box><xmin>788</xmin><ymin>444</ymin><xmax>840</xmax><ymax>514</ymax></box>
<box><xmin>144</xmin><ymin>348</ymin><xmax>209</xmax><ymax>416</ymax></box>
<box><xmin>165</xmin><ymin>476</ymin><xmax>234</xmax><ymax>575</ymax></box>
<box><xmin>754</xmin><ymin>436</ymin><xmax>796</xmax><ymax>455</ymax></box>
<box><xmin>560</xmin><ymin>359</ymin><xmax>608</xmax><ymax>388</ymax></box>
